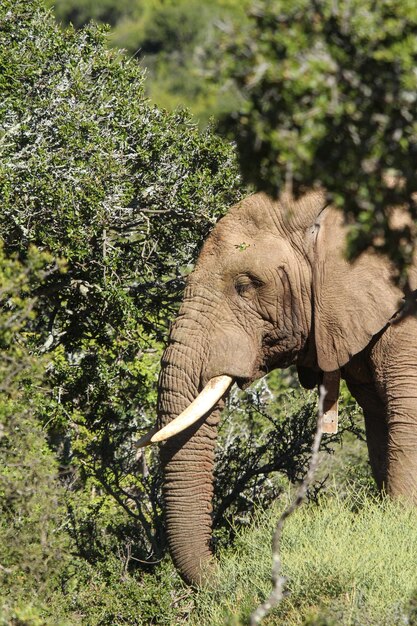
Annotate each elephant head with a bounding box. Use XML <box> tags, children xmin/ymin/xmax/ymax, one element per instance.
<box><xmin>140</xmin><ymin>191</ymin><xmax>402</xmax><ymax>585</ymax></box>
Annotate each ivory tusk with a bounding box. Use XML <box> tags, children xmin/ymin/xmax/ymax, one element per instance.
<box><xmin>135</xmin><ymin>375</ymin><xmax>233</xmax><ymax>448</ymax></box>
<box><xmin>135</xmin><ymin>425</ymin><xmax>159</xmax><ymax>448</ymax></box>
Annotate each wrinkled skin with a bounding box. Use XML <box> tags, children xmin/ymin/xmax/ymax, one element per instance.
<box><xmin>157</xmin><ymin>191</ymin><xmax>417</xmax><ymax>585</ymax></box>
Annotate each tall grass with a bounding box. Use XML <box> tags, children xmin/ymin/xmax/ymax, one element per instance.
<box><xmin>192</xmin><ymin>489</ymin><xmax>417</xmax><ymax>625</ymax></box>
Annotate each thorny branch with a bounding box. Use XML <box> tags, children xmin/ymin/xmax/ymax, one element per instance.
<box><xmin>249</xmin><ymin>385</ymin><xmax>327</xmax><ymax>626</ymax></box>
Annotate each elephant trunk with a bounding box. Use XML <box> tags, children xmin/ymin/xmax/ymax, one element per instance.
<box><xmin>157</xmin><ymin>316</ymin><xmax>222</xmax><ymax>585</ymax></box>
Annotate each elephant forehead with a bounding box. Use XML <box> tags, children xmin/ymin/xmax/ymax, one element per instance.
<box><xmin>219</xmin><ymin>196</ymin><xmax>278</xmax><ymax>234</ymax></box>
<box><xmin>222</xmin><ymin>189</ymin><xmax>326</xmax><ymax>232</ymax></box>
<box><xmin>197</xmin><ymin>227</ymin><xmax>291</xmax><ymax>276</ymax></box>
<box><xmin>209</xmin><ymin>214</ymin><xmax>262</xmax><ymax>245</ymax></box>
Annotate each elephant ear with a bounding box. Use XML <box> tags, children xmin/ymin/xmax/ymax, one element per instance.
<box><xmin>312</xmin><ymin>206</ymin><xmax>402</xmax><ymax>372</ymax></box>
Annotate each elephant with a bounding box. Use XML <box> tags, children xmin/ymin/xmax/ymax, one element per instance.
<box><xmin>138</xmin><ymin>190</ymin><xmax>417</xmax><ymax>585</ymax></box>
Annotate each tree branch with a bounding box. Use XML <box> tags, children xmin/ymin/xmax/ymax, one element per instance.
<box><xmin>249</xmin><ymin>385</ymin><xmax>326</xmax><ymax>625</ymax></box>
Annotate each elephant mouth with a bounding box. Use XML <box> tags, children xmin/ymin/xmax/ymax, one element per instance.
<box><xmin>235</xmin><ymin>361</ymin><xmax>270</xmax><ymax>390</ymax></box>
<box><xmin>136</xmin><ymin>375</ymin><xmax>234</xmax><ymax>447</ymax></box>
<box><xmin>236</xmin><ymin>376</ymin><xmax>255</xmax><ymax>390</ymax></box>
<box><xmin>136</xmin><ymin>363</ymin><xmax>266</xmax><ymax>448</ymax></box>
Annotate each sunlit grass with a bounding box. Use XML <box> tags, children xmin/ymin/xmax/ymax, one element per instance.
<box><xmin>192</xmin><ymin>489</ymin><xmax>417</xmax><ymax>625</ymax></box>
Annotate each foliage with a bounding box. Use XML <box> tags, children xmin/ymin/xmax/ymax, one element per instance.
<box><xmin>213</xmin><ymin>378</ymin><xmax>363</xmax><ymax>544</ymax></box>
<box><xmin>0</xmin><ymin>0</ymin><xmax>241</xmax><ymax>600</ymax></box>
<box><xmin>217</xmin><ymin>0</ymin><xmax>417</xmax><ymax>279</ymax></box>
<box><xmin>43</xmin><ymin>0</ymin><xmax>252</xmax><ymax>125</ymax></box>
<box><xmin>44</xmin><ymin>0</ymin><xmax>134</xmax><ymax>29</ymax></box>
<box><xmin>0</xmin><ymin>245</ymin><xmax>71</xmax><ymax>623</ymax></box>
<box><xmin>45</xmin><ymin>0</ymin><xmax>417</xmax><ymax>274</ymax></box>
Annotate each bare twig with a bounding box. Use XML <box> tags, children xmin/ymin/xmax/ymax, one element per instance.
<box><xmin>249</xmin><ymin>386</ymin><xmax>326</xmax><ymax>626</ymax></box>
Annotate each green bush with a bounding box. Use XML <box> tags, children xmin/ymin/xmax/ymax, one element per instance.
<box><xmin>44</xmin><ymin>0</ymin><xmax>252</xmax><ymax>125</ymax></box>
<box><xmin>213</xmin><ymin>378</ymin><xmax>364</xmax><ymax>544</ymax></box>
<box><xmin>44</xmin><ymin>0</ymin><xmax>135</xmax><ymax>29</ymax></box>
<box><xmin>0</xmin><ymin>0</ymin><xmax>242</xmax><ymax>619</ymax></box>
<box><xmin>0</xmin><ymin>245</ymin><xmax>72</xmax><ymax>623</ymax></box>
<box><xmin>0</xmin><ymin>0</ymin><xmax>240</xmax><ymax>532</ymax></box>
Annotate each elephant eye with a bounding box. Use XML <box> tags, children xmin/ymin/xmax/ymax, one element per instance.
<box><xmin>235</xmin><ymin>274</ymin><xmax>262</xmax><ymax>299</ymax></box>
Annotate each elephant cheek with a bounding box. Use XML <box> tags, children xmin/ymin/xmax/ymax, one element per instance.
<box><xmin>203</xmin><ymin>329</ymin><xmax>260</xmax><ymax>385</ymax></box>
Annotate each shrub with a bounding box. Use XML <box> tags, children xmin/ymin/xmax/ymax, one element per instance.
<box><xmin>43</xmin><ymin>0</ymin><xmax>135</xmax><ymax>29</ymax></box>
<box><xmin>44</xmin><ymin>0</ymin><xmax>252</xmax><ymax>125</ymax></box>
<box><xmin>213</xmin><ymin>378</ymin><xmax>361</xmax><ymax>544</ymax></box>
<box><xmin>0</xmin><ymin>245</ymin><xmax>72</xmax><ymax>623</ymax></box>
<box><xmin>0</xmin><ymin>0</ymin><xmax>241</xmax><ymax>604</ymax></box>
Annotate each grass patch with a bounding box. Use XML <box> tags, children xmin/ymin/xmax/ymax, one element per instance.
<box><xmin>192</xmin><ymin>489</ymin><xmax>417</xmax><ymax>625</ymax></box>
